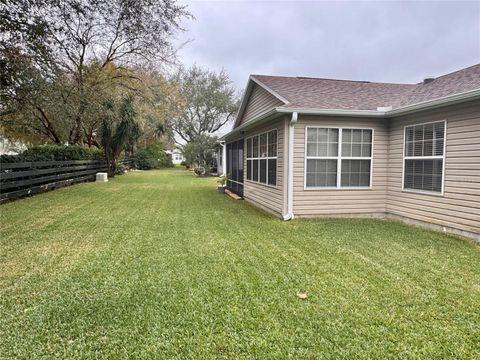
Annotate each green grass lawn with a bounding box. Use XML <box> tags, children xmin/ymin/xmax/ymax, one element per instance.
<box><xmin>1</xmin><ymin>169</ymin><xmax>479</xmax><ymax>359</ymax></box>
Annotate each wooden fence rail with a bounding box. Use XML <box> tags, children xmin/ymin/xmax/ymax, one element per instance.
<box><xmin>0</xmin><ymin>160</ymin><xmax>107</xmax><ymax>203</ymax></box>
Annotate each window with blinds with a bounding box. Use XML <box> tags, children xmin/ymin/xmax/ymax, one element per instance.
<box><xmin>403</xmin><ymin>121</ymin><xmax>445</xmax><ymax>193</ymax></box>
<box><xmin>305</xmin><ymin>127</ymin><xmax>373</xmax><ymax>188</ymax></box>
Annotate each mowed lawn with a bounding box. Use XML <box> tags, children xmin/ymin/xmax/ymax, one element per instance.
<box><xmin>1</xmin><ymin>169</ymin><xmax>479</xmax><ymax>359</ymax></box>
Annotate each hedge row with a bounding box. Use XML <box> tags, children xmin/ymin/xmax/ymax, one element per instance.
<box><xmin>0</xmin><ymin>145</ymin><xmax>104</xmax><ymax>163</ymax></box>
<box><xmin>132</xmin><ymin>143</ymin><xmax>173</xmax><ymax>170</ymax></box>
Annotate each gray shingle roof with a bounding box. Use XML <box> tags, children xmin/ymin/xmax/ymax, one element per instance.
<box><xmin>252</xmin><ymin>64</ymin><xmax>480</xmax><ymax>111</ymax></box>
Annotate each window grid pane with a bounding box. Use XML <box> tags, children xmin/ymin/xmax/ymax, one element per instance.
<box><xmin>259</xmin><ymin>133</ymin><xmax>267</xmax><ymax>157</ymax></box>
<box><xmin>341</xmin><ymin>129</ymin><xmax>372</xmax><ymax>158</ymax></box>
<box><xmin>246</xmin><ymin>130</ymin><xmax>277</xmax><ymax>186</ymax></box>
<box><xmin>246</xmin><ymin>138</ymin><xmax>252</xmax><ymax>158</ymax></box>
<box><xmin>259</xmin><ymin>159</ymin><xmax>267</xmax><ymax>183</ymax></box>
<box><xmin>306</xmin><ymin>159</ymin><xmax>337</xmax><ymax>187</ymax></box>
<box><xmin>252</xmin><ymin>159</ymin><xmax>259</xmax><ymax>181</ymax></box>
<box><xmin>341</xmin><ymin>160</ymin><xmax>371</xmax><ymax>187</ymax></box>
<box><xmin>252</xmin><ymin>137</ymin><xmax>258</xmax><ymax>157</ymax></box>
<box><xmin>268</xmin><ymin>130</ymin><xmax>277</xmax><ymax>157</ymax></box>
<box><xmin>268</xmin><ymin>159</ymin><xmax>277</xmax><ymax>185</ymax></box>
<box><xmin>306</xmin><ymin>128</ymin><xmax>338</xmax><ymax>157</ymax></box>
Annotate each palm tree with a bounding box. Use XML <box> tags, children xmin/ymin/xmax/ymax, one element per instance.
<box><xmin>101</xmin><ymin>96</ymin><xmax>141</xmax><ymax>176</ymax></box>
<box><xmin>153</xmin><ymin>122</ymin><xmax>166</xmax><ymax>140</ymax></box>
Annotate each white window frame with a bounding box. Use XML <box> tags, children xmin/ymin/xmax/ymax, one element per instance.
<box><xmin>304</xmin><ymin>126</ymin><xmax>374</xmax><ymax>190</ymax></box>
<box><xmin>246</xmin><ymin>129</ymin><xmax>278</xmax><ymax>188</ymax></box>
<box><xmin>401</xmin><ymin>120</ymin><xmax>447</xmax><ymax>197</ymax></box>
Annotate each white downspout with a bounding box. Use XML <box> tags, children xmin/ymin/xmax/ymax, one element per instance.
<box><xmin>283</xmin><ymin>112</ymin><xmax>298</xmax><ymax>221</ymax></box>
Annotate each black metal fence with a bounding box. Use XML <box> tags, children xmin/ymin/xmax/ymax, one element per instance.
<box><xmin>0</xmin><ymin>160</ymin><xmax>107</xmax><ymax>203</ymax></box>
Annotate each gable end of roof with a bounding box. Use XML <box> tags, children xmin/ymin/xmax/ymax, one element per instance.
<box><xmin>233</xmin><ymin>76</ymin><xmax>289</xmax><ymax>128</ymax></box>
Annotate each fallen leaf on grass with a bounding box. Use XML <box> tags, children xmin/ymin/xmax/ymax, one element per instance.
<box><xmin>297</xmin><ymin>292</ymin><xmax>308</xmax><ymax>300</ymax></box>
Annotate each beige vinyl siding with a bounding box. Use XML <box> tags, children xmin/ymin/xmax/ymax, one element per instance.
<box><xmin>239</xmin><ymin>84</ymin><xmax>284</xmax><ymax>126</ymax></box>
<box><xmin>387</xmin><ymin>100</ymin><xmax>480</xmax><ymax>235</ymax></box>
<box><xmin>293</xmin><ymin>115</ymin><xmax>389</xmax><ymax>216</ymax></box>
<box><xmin>243</xmin><ymin>117</ymin><xmax>287</xmax><ymax>216</ymax></box>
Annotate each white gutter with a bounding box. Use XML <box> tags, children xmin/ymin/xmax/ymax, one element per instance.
<box><xmin>276</xmin><ymin>107</ymin><xmax>385</xmax><ymax>117</ymax></box>
<box><xmin>283</xmin><ymin>111</ymin><xmax>298</xmax><ymax>221</ymax></box>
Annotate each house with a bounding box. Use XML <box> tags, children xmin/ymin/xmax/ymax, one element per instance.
<box><xmin>221</xmin><ymin>64</ymin><xmax>480</xmax><ymax>240</ymax></box>
<box><xmin>166</xmin><ymin>149</ymin><xmax>185</xmax><ymax>165</ymax></box>
<box><xmin>0</xmin><ymin>136</ymin><xmax>26</xmax><ymax>155</ymax></box>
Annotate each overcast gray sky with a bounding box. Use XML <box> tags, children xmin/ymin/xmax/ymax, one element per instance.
<box><xmin>176</xmin><ymin>0</ymin><xmax>480</xmax><ymax>90</ymax></box>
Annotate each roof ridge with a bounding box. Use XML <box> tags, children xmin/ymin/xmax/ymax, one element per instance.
<box><xmin>296</xmin><ymin>76</ymin><xmax>372</xmax><ymax>84</ymax></box>
<box><xmin>253</xmin><ymin>63</ymin><xmax>480</xmax><ymax>86</ymax></box>
<box><xmin>253</xmin><ymin>74</ymin><xmax>414</xmax><ymax>86</ymax></box>
<box><xmin>428</xmin><ymin>63</ymin><xmax>480</xmax><ymax>81</ymax></box>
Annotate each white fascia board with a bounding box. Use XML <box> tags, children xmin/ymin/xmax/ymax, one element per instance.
<box><xmin>220</xmin><ymin>108</ymin><xmax>279</xmax><ymax>140</ymax></box>
<box><xmin>232</xmin><ymin>78</ymin><xmax>255</xmax><ymax>128</ymax></box>
<box><xmin>275</xmin><ymin>107</ymin><xmax>385</xmax><ymax>117</ymax></box>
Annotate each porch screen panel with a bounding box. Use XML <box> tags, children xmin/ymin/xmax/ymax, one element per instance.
<box><xmin>226</xmin><ymin>138</ymin><xmax>244</xmax><ymax>196</ymax></box>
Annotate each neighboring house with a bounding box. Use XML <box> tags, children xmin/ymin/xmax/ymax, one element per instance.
<box><xmin>0</xmin><ymin>136</ymin><xmax>26</xmax><ymax>155</ymax></box>
<box><xmin>166</xmin><ymin>149</ymin><xmax>185</xmax><ymax>165</ymax></box>
<box><xmin>221</xmin><ymin>64</ymin><xmax>480</xmax><ymax>240</ymax></box>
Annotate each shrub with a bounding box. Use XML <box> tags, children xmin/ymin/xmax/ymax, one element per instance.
<box><xmin>88</xmin><ymin>148</ymin><xmax>105</xmax><ymax>161</ymax></box>
<box><xmin>0</xmin><ymin>145</ymin><xmax>105</xmax><ymax>163</ymax></box>
<box><xmin>193</xmin><ymin>165</ymin><xmax>210</xmax><ymax>176</ymax></box>
<box><xmin>216</xmin><ymin>174</ymin><xmax>228</xmax><ymax>186</ymax></box>
<box><xmin>183</xmin><ymin>134</ymin><xmax>217</xmax><ymax>168</ymax></box>
<box><xmin>115</xmin><ymin>163</ymin><xmax>128</xmax><ymax>175</ymax></box>
<box><xmin>133</xmin><ymin>149</ymin><xmax>155</xmax><ymax>170</ymax></box>
<box><xmin>146</xmin><ymin>143</ymin><xmax>173</xmax><ymax>168</ymax></box>
<box><xmin>0</xmin><ymin>154</ymin><xmax>24</xmax><ymax>163</ymax></box>
<box><xmin>131</xmin><ymin>143</ymin><xmax>173</xmax><ymax>170</ymax></box>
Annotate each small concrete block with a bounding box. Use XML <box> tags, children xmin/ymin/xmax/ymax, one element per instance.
<box><xmin>96</xmin><ymin>172</ymin><xmax>108</xmax><ymax>182</ymax></box>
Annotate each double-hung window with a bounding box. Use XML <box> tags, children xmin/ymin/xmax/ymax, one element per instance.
<box><xmin>246</xmin><ymin>129</ymin><xmax>277</xmax><ymax>186</ymax></box>
<box><xmin>305</xmin><ymin>127</ymin><xmax>373</xmax><ymax>189</ymax></box>
<box><xmin>403</xmin><ymin>121</ymin><xmax>445</xmax><ymax>194</ymax></box>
